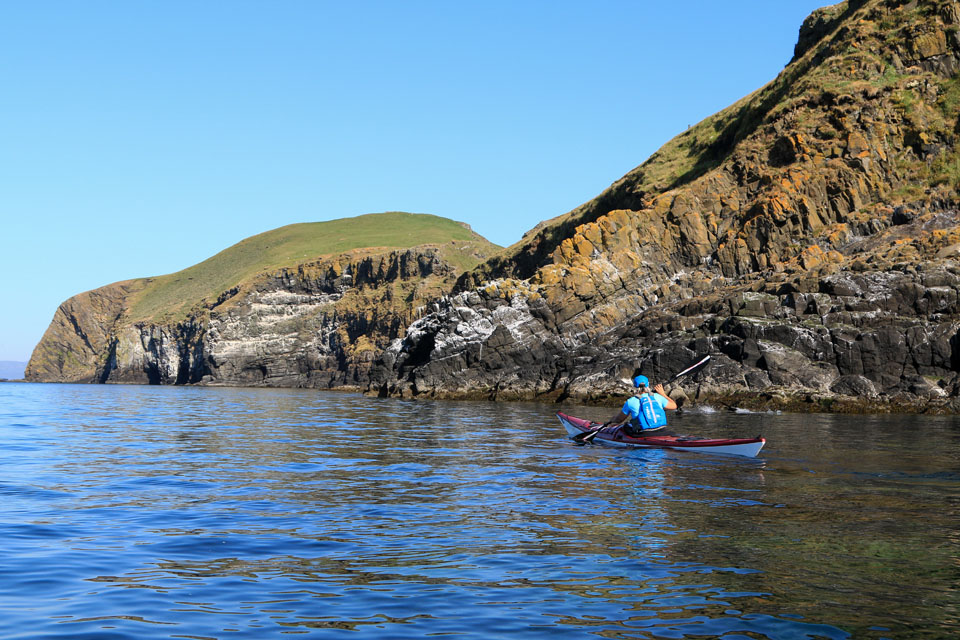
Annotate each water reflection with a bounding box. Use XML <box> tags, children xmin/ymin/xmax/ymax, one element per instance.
<box><xmin>0</xmin><ymin>383</ymin><xmax>957</xmax><ymax>638</ymax></box>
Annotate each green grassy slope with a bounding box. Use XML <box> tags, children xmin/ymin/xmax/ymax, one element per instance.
<box><xmin>126</xmin><ymin>212</ymin><xmax>500</xmax><ymax>322</ymax></box>
<box><xmin>469</xmin><ymin>0</ymin><xmax>960</xmax><ymax>284</ymax></box>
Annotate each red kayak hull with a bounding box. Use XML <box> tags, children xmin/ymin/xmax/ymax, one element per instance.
<box><xmin>558</xmin><ymin>412</ymin><xmax>765</xmax><ymax>458</ymax></box>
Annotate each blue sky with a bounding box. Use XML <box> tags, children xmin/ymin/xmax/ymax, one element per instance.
<box><xmin>1</xmin><ymin>1</ymin><xmax>829</xmax><ymax>363</ymax></box>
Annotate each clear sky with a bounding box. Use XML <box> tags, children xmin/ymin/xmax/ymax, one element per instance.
<box><xmin>1</xmin><ymin>1</ymin><xmax>830</xmax><ymax>363</ymax></box>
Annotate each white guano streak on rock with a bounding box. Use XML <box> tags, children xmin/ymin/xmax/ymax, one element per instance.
<box><xmin>206</xmin><ymin>288</ymin><xmax>344</xmax><ymax>365</ymax></box>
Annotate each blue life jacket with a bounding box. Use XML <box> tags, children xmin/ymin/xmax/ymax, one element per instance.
<box><xmin>630</xmin><ymin>393</ymin><xmax>667</xmax><ymax>430</ymax></box>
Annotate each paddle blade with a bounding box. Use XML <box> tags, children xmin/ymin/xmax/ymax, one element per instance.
<box><xmin>573</xmin><ymin>423</ymin><xmax>608</xmax><ymax>443</ymax></box>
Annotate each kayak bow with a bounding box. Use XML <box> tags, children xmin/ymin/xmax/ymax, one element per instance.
<box><xmin>558</xmin><ymin>411</ymin><xmax>765</xmax><ymax>458</ymax></box>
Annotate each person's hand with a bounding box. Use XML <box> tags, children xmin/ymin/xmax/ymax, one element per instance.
<box><xmin>654</xmin><ymin>383</ymin><xmax>667</xmax><ymax>395</ymax></box>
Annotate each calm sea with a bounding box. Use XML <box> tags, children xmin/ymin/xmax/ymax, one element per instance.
<box><xmin>1</xmin><ymin>382</ymin><xmax>957</xmax><ymax>639</ymax></box>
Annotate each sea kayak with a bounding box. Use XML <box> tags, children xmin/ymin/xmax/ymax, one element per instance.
<box><xmin>557</xmin><ymin>412</ymin><xmax>765</xmax><ymax>458</ymax></box>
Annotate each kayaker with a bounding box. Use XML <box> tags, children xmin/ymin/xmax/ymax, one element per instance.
<box><xmin>604</xmin><ymin>374</ymin><xmax>678</xmax><ymax>436</ymax></box>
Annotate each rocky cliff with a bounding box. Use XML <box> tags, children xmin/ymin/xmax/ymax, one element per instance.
<box><xmin>371</xmin><ymin>0</ymin><xmax>960</xmax><ymax>412</ymax></box>
<box><xmin>27</xmin><ymin>213</ymin><xmax>500</xmax><ymax>388</ymax></box>
<box><xmin>30</xmin><ymin>1</ymin><xmax>960</xmax><ymax>413</ymax></box>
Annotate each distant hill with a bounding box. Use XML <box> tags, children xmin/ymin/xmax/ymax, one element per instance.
<box><xmin>0</xmin><ymin>361</ymin><xmax>26</xmax><ymax>380</ymax></box>
<box><xmin>125</xmin><ymin>212</ymin><xmax>499</xmax><ymax>323</ymax></box>
<box><xmin>27</xmin><ymin>212</ymin><xmax>501</xmax><ymax>386</ymax></box>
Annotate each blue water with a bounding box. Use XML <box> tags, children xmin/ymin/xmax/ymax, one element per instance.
<box><xmin>1</xmin><ymin>383</ymin><xmax>958</xmax><ymax>639</ymax></box>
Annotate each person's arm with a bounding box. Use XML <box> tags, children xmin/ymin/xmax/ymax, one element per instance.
<box><xmin>654</xmin><ymin>384</ymin><xmax>678</xmax><ymax>410</ymax></box>
<box><xmin>606</xmin><ymin>410</ymin><xmax>629</xmax><ymax>428</ymax></box>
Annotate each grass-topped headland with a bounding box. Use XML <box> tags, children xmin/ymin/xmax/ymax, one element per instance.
<box><xmin>125</xmin><ymin>212</ymin><xmax>501</xmax><ymax>323</ymax></box>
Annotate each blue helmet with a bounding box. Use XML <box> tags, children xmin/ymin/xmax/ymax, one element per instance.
<box><xmin>633</xmin><ymin>375</ymin><xmax>649</xmax><ymax>388</ymax></box>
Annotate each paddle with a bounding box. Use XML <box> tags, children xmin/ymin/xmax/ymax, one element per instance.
<box><xmin>573</xmin><ymin>354</ymin><xmax>711</xmax><ymax>444</ymax></box>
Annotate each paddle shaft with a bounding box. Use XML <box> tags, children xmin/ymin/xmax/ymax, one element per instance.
<box><xmin>664</xmin><ymin>354</ymin><xmax>711</xmax><ymax>385</ymax></box>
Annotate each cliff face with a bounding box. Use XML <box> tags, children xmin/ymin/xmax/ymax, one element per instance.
<box><xmin>27</xmin><ymin>214</ymin><xmax>500</xmax><ymax>389</ymax></box>
<box><xmin>96</xmin><ymin>248</ymin><xmax>457</xmax><ymax>388</ymax></box>
<box><xmin>26</xmin><ymin>280</ymin><xmax>147</xmax><ymax>383</ymax></box>
<box><xmin>373</xmin><ymin>0</ymin><xmax>960</xmax><ymax>412</ymax></box>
